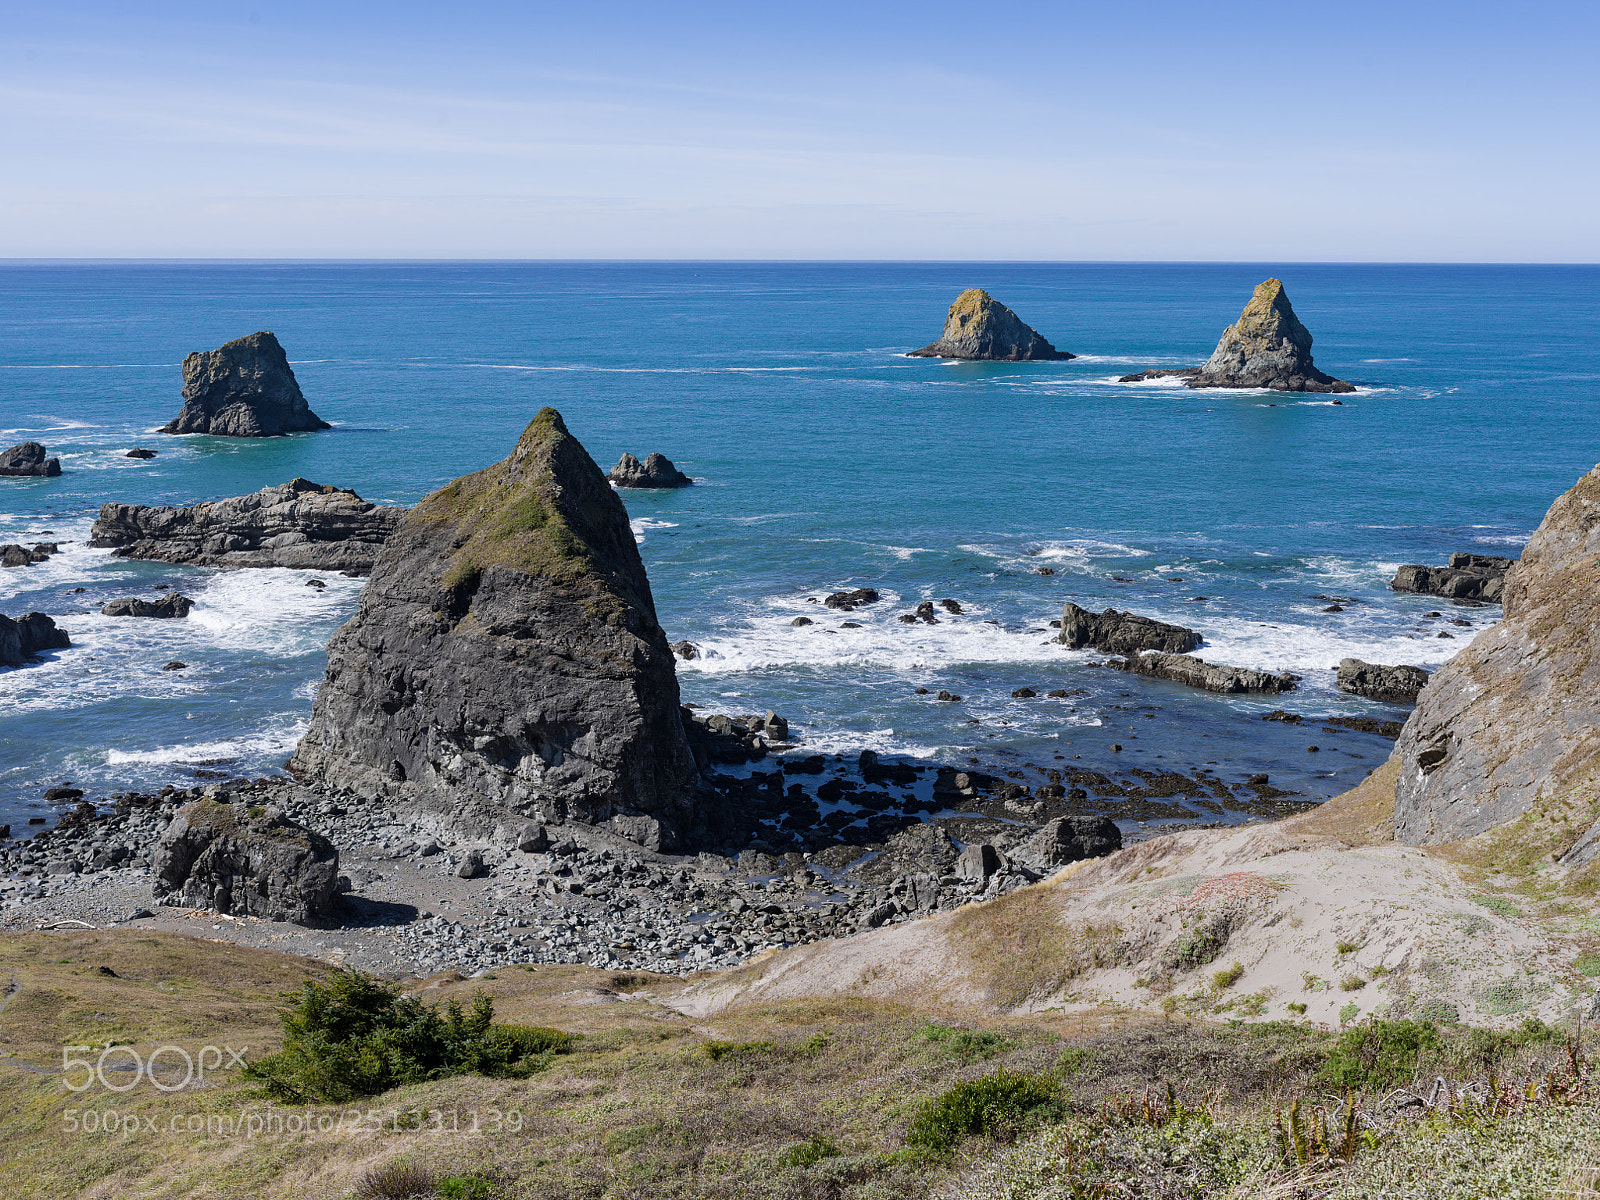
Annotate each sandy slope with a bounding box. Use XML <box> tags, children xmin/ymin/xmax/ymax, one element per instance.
<box><xmin>672</xmin><ymin>756</ymin><xmax>1599</xmax><ymax>1028</ymax></box>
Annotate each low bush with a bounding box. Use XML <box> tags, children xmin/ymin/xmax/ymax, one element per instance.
<box><xmin>1315</xmin><ymin>1018</ymin><xmax>1444</xmax><ymax>1091</ymax></box>
<box><xmin>356</xmin><ymin>1160</ymin><xmax>437</xmax><ymax>1200</ymax></box>
<box><xmin>906</xmin><ymin>1070</ymin><xmax>1064</xmax><ymax>1152</ymax></box>
<box><xmin>435</xmin><ymin>1176</ymin><xmax>494</xmax><ymax>1200</ymax></box>
<box><xmin>1212</xmin><ymin>962</ymin><xmax>1244</xmax><ymax>990</ymax></box>
<box><xmin>775</xmin><ymin>1133</ymin><xmax>843</xmax><ymax>1169</ymax></box>
<box><xmin>243</xmin><ymin>970</ymin><xmax>574</xmax><ymax>1103</ymax></box>
<box><xmin>918</xmin><ymin>1023</ymin><xmax>1011</xmax><ymax>1064</ymax></box>
<box><xmin>702</xmin><ymin>1039</ymin><xmax>776</xmax><ymax>1062</ymax></box>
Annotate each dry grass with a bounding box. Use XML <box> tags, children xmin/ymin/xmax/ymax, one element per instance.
<box><xmin>946</xmin><ymin>888</ymin><xmax>1122</xmax><ymax>1009</ymax></box>
<box><xmin>1285</xmin><ymin>754</ymin><xmax>1399</xmax><ymax>846</ymax></box>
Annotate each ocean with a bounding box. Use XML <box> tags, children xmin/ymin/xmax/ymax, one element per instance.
<box><xmin>3</xmin><ymin>261</ymin><xmax>1597</xmax><ymax>835</ymax></box>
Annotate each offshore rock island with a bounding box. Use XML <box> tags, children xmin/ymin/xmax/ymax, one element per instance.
<box><xmin>160</xmin><ymin>330</ymin><xmax>331</xmax><ymax>436</ymax></box>
<box><xmin>908</xmin><ymin>288</ymin><xmax>1074</xmax><ymax>360</ymax></box>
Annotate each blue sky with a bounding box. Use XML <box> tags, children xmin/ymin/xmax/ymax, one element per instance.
<box><xmin>2</xmin><ymin>1</ymin><xmax>1596</xmax><ymax>259</ymax></box>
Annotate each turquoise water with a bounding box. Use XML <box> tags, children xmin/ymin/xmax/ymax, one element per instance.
<box><xmin>3</xmin><ymin>261</ymin><xmax>1597</xmax><ymax>831</ymax></box>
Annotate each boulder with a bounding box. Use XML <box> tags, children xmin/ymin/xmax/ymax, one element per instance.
<box><xmin>1109</xmin><ymin>652</ymin><xmax>1300</xmax><ymax>694</ymax></box>
<box><xmin>1015</xmin><ymin>815</ymin><xmax>1122</xmax><ymax>868</ymax></box>
<box><xmin>101</xmin><ymin>594</ymin><xmax>194</xmax><ymax>619</ymax></box>
<box><xmin>907</xmin><ymin>289</ymin><xmax>1074</xmax><ymax>361</ymax></box>
<box><xmin>956</xmin><ymin>842</ymin><xmax>1003</xmax><ymax>882</ymax></box>
<box><xmin>825</xmin><ymin>587</ymin><xmax>879</xmax><ymax>610</ymax></box>
<box><xmin>608</xmin><ymin>452</ymin><xmax>692</xmax><ymax>488</ymax></box>
<box><xmin>160</xmin><ymin>331</ymin><xmax>330</xmax><ymax>436</ymax></box>
<box><xmin>1390</xmin><ymin>553</ymin><xmax>1512</xmax><ymax>604</ymax></box>
<box><xmin>1121</xmin><ymin>280</ymin><xmax>1353</xmax><ymax>393</ymax></box>
<box><xmin>1336</xmin><ymin>658</ymin><xmax>1429</xmax><ymax>704</ymax></box>
<box><xmin>125</xmin><ymin>448</ymin><xmax>157</xmax><ymax>459</ymax></box>
<box><xmin>515</xmin><ymin>821</ymin><xmax>548</xmax><ymax>853</ymax></box>
<box><xmin>0</xmin><ymin>545</ymin><xmax>29</xmax><ymax>568</ymax></box>
<box><xmin>1396</xmin><ymin>464</ymin><xmax>1600</xmax><ymax>844</ymax></box>
<box><xmin>1057</xmin><ymin>601</ymin><xmax>1202</xmax><ymax>655</ymax></box>
<box><xmin>151</xmin><ymin>800</ymin><xmax>338</xmax><ymax>924</ymax></box>
<box><xmin>0</xmin><ymin>442</ymin><xmax>62</xmax><ymax>477</ymax></box>
<box><xmin>0</xmin><ymin>612</ymin><xmax>71</xmax><ymax>668</ymax></box>
<box><xmin>91</xmin><ymin>478</ymin><xmax>404</xmax><ymax>573</ymax></box>
<box><xmin>670</xmin><ymin>640</ymin><xmax>699</xmax><ymax>659</ymax></box>
<box><xmin>290</xmin><ymin>407</ymin><xmax>699</xmax><ymax>852</ymax></box>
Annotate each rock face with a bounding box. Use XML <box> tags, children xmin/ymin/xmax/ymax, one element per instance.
<box><xmin>291</xmin><ymin>407</ymin><xmax>699</xmax><ymax>852</ymax></box>
<box><xmin>91</xmin><ymin>478</ymin><xmax>404</xmax><ymax>573</ymax></box>
<box><xmin>160</xmin><ymin>331</ymin><xmax>330</xmax><ymax>437</ymax></box>
<box><xmin>1109</xmin><ymin>652</ymin><xmax>1300</xmax><ymax>694</ymax></box>
<box><xmin>1396</xmin><ymin>464</ymin><xmax>1600</xmax><ymax>844</ymax></box>
<box><xmin>1015</xmin><ymin>815</ymin><xmax>1122</xmax><ymax>868</ymax></box>
<box><xmin>608</xmin><ymin>453</ymin><xmax>692</xmax><ymax>488</ymax></box>
<box><xmin>1</xmin><ymin>542</ymin><xmax>57</xmax><ymax>568</ymax></box>
<box><xmin>0</xmin><ymin>442</ymin><xmax>62</xmax><ymax>477</ymax></box>
<box><xmin>102</xmin><ymin>594</ymin><xmax>194</xmax><ymax>619</ymax></box>
<box><xmin>152</xmin><ymin>799</ymin><xmax>338</xmax><ymax>924</ymax></box>
<box><xmin>1337</xmin><ymin>658</ymin><xmax>1430</xmax><ymax>704</ymax></box>
<box><xmin>1189</xmin><ymin>280</ymin><xmax>1353</xmax><ymax>392</ymax></box>
<box><xmin>907</xmin><ymin>289</ymin><xmax>1073</xmax><ymax>361</ymax></box>
<box><xmin>1391</xmin><ymin>553</ymin><xmax>1512</xmax><ymax>604</ymax></box>
<box><xmin>0</xmin><ymin>612</ymin><xmax>71</xmax><ymax>668</ymax></box>
<box><xmin>1057</xmin><ymin>602</ymin><xmax>1202</xmax><ymax>655</ymax></box>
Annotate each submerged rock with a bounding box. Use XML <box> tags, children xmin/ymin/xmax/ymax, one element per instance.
<box><xmin>907</xmin><ymin>289</ymin><xmax>1074</xmax><ymax>361</ymax></box>
<box><xmin>1390</xmin><ymin>553</ymin><xmax>1512</xmax><ymax>604</ymax></box>
<box><xmin>1121</xmin><ymin>280</ymin><xmax>1353</xmax><ymax>393</ymax></box>
<box><xmin>152</xmin><ymin>799</ymin><xmax>338</xmax><ymax>924</ymax></box>
<box><xmin>1396</xmin><ymin>463</ymin><xmax>1600</xmax><ymax>845</ymax></box>
<box><xmin>291</xmin><ymin>407</ymin><xmax>699</xmax><ymax>852</ymax></box>
<box><xmin>1337</xmin><ymin>658</ymin><xmax>1429</xmax><ymax>704</ymax></box>
<box><xmin>125</xmin><ymin>448</ymin><xmax>157</xmax><ymax>459</ymax></box>
<box><xmin>608</xmin><ymin>452</ymin><xmax>692</xmax><ymax>488</ymax></box>
<box><xmin>0</xmin><ymin>612</ymin><xmax>71</xmax><ymax>668</ymax></box>
<box><xmin>0</xmin><ymin>442</ymin><xmax>62</xmax><ymax>477</ymax></box>
<box><xmin>1109</xmin><ymin>652</ymin><xmax>1300</xmax><ymax>694</ymax></box>
<box><xmin>1057</xmin><ymin>601</ymin><xmax>1202</xmax><ymax>655</ymax></box>
<box><xmin>160</xmin><ymin>331</ymin><xmax>330</xmax><ymax>437</ymax></box>
<box><xmin>102</xmin><ymin>594</ymin><xmax>194</xmax><ymax>619</ymax></box>
<box><xmin>91</xmin><ymin>478</ymin><xmax>404</xmax><ymax>573</ymax></box>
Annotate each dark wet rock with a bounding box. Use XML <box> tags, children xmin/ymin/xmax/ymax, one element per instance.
<box><xmin>915</xmin><ymin>601</ymin><xmax>939</xmax><ymax>624</ymax></box>
<box><xmin>897</xmin><ymin>614</ymin><xmax>917</xmax><ymax>624</ymax></box>
<box><xmin>162</xmin><ymin>661</ymin><xmax>187</xmax><ymax>671</ymax></box>
<box><xmin>1325</xmin><ymin>715</ymin><xmax>1404</xmax><ymax>739</ymax></box>
<box><xmin>0</xmin><ymin>612</ymin><xmax>71</xmax><ymax>667</ymax></box>
<box><xmin>907</xmin><ymin>289</ymin><xmax>1074</xmax><ymax>361</ymax></box>
<box><xmin>291</xmin><ymin>408</ymin><xmax>699</xmax><ymax>852</ymax></box>
<box><xmin>1117</xmin><ymin>367</ymin><xmax>1201</xmax><ymax>383</ymax></box>
<box><xmin>43</xmin><ymin>786</ymin><xmax>84</xmax><ymax>801</ymax></box>
<box><xmin>160</xmin><ymin>331</ymin><xmax>329</xmax><ymax>437</ymax></box>
<box><xmin>125</xmin><ymin>448</ymin><xmax>157</xmax><ymax>459</ymax></box>
<box><xmin>1390</xmin><ymin>553</ymin><xmax>1512</xmax><ymax>604</ymax></box>
<box><xmin>152</xmin><ymin>799</ymin><xmax>338</xmax><ymax>924</ymax></box>
<box><xmin>670</xmin><ymin>640</ymin><xmax>700</xmax><ymax>660</ymax></box>
<box><xmin>935</xmin><ymin>690</ymin><xmax>961</xmax><ymax>702</ymax></box>
<box><xmin>91</xmin><ymin>478</ymin><xmax>404</xmax><ymax>573</ymax></box>
<box><xmin>1011</xmin><ymin>687</ymin><xmax>1037</xmax><ymax>698</ymax></box>
<box><xmin>825</xmin><ymin>588</ymin><xmax>879</xmax><ymax>610</ymax></box>
<box><xmin>791</xmin><ymin>616</ymin><xmax>814</xmax><ymax>627</ymax></box>
<box><xmin>0</xmin><ymin>442</ymin><xmax>62</xmax><ymax>477</ymax></box>
<box><xmin>1336</xmin><ymin>658</ymin><xmax>1429</xmax><ymax>704</ymax></box>
<box><xmin>1323</xmin><ymin>604</ymin><xmax>1344</xmax><ymax>612</ymax></box>
<box><xmin>1109</xmin><ymin>652</ymin><xmax>1300</xmax><ymax>694</ymax></box>
<box><xmin>101</xmin><ymin>594</ymin><xmax>194</xmax><ymax>619</ymax></box>
<box><xmin>1057</xmin><ymin>601</ymin><xmax>1202</xmax><ymax>655</ymax></box>
<box><xmin>940</xmin><ymin>598</ymin><xmax>962</xmax><ymax>614</ymax></box>
<box><xmin>1263</xmin><ymin>710</ymin><xmax>1304</xmax><ymax>723</ymax></box>
<box><xmin>1014</xmin><ymin>815</ymin><xmax>1122</xmax><ymax>868</ymax></box>
<box><xmin>1036</xmin><ymin>567</ymin><xmax>1054</xmax><ymax>575</ymax></box>
<box><xmin>0</xmin><ymin>545</ymin><xmax>31</xmax><ymax>568</ymax></box>
<box><xmin>608</xmin><ymin>452</ymin><xmax>692</xmax><ymax>488</ymax></box>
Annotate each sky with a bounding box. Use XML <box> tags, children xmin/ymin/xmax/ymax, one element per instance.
<box><xmin>1</xmin><ymin>1</ymin><xmax>1597</xmax><ymax>260</ymax></box>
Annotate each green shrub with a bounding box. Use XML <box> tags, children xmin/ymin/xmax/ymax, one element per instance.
<box><xmin>1339</xmin><ymin>1003</ymin><xmax>1360</xmax><ymax>1025</ymax></box>
<box><xmin>1212</xmin><ymin>962</ymin><xmax>1244</xmax><ymax>990</ymax></box>
<box><xmin>1335</xmin><ymin>940</ymin><xmax>1359</xmax><ymax>956</ymax></box>
<box><xmin>906</xmin><ymin>1070</ymin><xmax>1064</xmax><ymax>1152</ymax></box>
<box><xmin>1315</xmin><ymin>1018</ymin><xmax>1443</xmax><ymax>1091</ymax></box>
<box><xmin>1162</xmin><ymin>912</ymin><xmax>1236</xmax><ymax>971</ymax></box>
<box><xmin>1340</xmin><ymin>975</ymin><xmax>1367</xmax><ymax>992</ymax></box>
<box><xmin>702</xmin><ymin>1038</ymin><xmax>775</xmax><ymax>1062</ymax></box>
<box><xmin>775</xmin><ymin>1133</ymin><xmax>842</xmax><ymax>1169</ymax></box>
<box><xmin>242</xmin><ymin>970</ymin><xmax>574</xmax><ymax>1103</ymax></box>
<box><xmin>1471</xmin><ymin>893</ymin><xmax>1521</xmax><ymax>918</ymax></box>
<box><xmin>919</xmin><ymin>1023</ymin><xmax>1011</xmax><ymax>1064</ymax></box>
<box><xmin>1287</xmin><ymin>1002</ymin><xmax>1307</xmax><ymax>1016</ymax></box>
<box><xmin>436</xmin><ymin>1175</ymin><xmax>494</xmax><ymax>1200</ymax></box>
<box><xmin>1411</xmin><ymin>998</ymin><xmax>1459</xmax><ymax>1024</ymax></box>
<box><xmin>1055</xmin><ymin>1047</ymin><xmax>1091</xmax><ymax>1077</ymax></box>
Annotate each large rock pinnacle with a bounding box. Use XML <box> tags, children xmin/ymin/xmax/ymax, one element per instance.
<box><xmin>1192</xmin><ymin>279</ymin><xmax>1353</xmax><ymax>393</ymax></box>
<box><xmin>908</xmin><ymin>289</ymin><xmax>1073</xmax><ymax>361</ymax></box>
<box><xmin>161</xmin><ymin>331</ymin><xmax>331</xmax><ymax>437</ymax></box>
<box><xmin>291</xmin><ymin>408</ymin><xmax>699</xmax><ymax>851</ymax></box>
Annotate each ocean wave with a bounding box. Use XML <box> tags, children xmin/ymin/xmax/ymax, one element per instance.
<box><xmin>105</xmin><ymin>720</ymin><xmax>309</xmax><ymax>767</ymax></box>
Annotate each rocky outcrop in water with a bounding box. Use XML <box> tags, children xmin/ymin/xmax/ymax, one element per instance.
<box><xmin>1120</xmin><ymin>280</ymin><xmax>1353</xmax><ymax>393</ymax></box>
<box><xmin>102</xmin><ymin>594</ymin><xmax>194</xmax><ymax>619</ymax></box>
<box><xmin>1391</xmin><ymin>553</ymin><xmax>1512</xmax><ymax>604</ymax></box>
<box><xmin>1057</xmin><ymin>602</ymin><xmax>1201</xmax><ymax>655</ymax></box>
<box><xmin>609</xmin><ymin>453</ymin><xmax>692</xmax><ymax>488</ymax></box>
<box><xmin>0</xmin><ymin>442</ymin><xmax>62</xmax><ymax>477</ymax></box>
<box><xmin>1</xmin><ymin>542</ymin><xmax>58</xmax><ymax>568</ymax></box>
<box><xmin>90</xmin><ymin>478</ymin><xmax>404</xmax><ymax>573</ymax></box>
<box><xmin>1396</xmin><ymin>464</ymin><xmax>1600</xmax><ymax>845</ymax></box>
<box><xmin>152</xmin><ymin>799</ymin><xmax>338</xmax><ymax>924</ymax></box>
<box><xmin>907</xmin><ymin>289</ymin><xmax>1073</xmax><ymax>361</ymax></box>
<box><xmin>160</xmin><ymin>331</ymin><xmax>330</xmax><ymax>437</ymax></box>
<box><xmin>1109</xmin><ymin>652</ymin><xmax>1300</xmax><ymax>694</ymax></box>
<box><xmin>291</xmin><ymin>407</ymin><xmax>699</xmax><ymax>852</ymax></box>
<box><xmin>1337</xmin><ymin>658</ymin><xmax>1429</xmax><ymax>704</ymax></box>
<box><xmin>0</xmin><ymin>612</ymin><xmax>70</xmax><ymax>667</ymax></box>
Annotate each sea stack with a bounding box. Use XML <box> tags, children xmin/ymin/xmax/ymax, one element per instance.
<box><xmin>291</xmin><ymin>407</ymin><xmax>699</xmax><ymax>851</ymax></box>
<box><xmin>1119</xmin><ymin>279</ymin><xmax>1353</xmax><ymax>393</ymax></box>
<box><xmin>0</xmin><ymin>443</ymin><xmax>62</xmax><ymax>477</ymax></box>
<box><xmin>908</xmin><ymin>289</ymin><xmax>1073</xmax><ymax>361</ymax></box>
<box><xmin>609</xmin><ymin>453</ymin><xmax>692</xmax><ymax>488</ymax></box>
<box><xmin>1395</xmin><ymin>462</ymin><xmax>1600</xmax><ymax>845</ymax></box>
<box><xmin>161</xmin><ymin>331</ymin><xmax>331</xmax><ymax>437</ymax></box>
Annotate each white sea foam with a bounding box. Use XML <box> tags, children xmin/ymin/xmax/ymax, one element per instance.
<box><xmin>1472</xmin><ymin>534</ymin><xmax>1529</xmax><ymax>546</ymax></box>
<box><xmin>187</xmin><ymin>569</ymin><xmax>364</xmax><ymax>655</ymax></box>
<box><xmin>106</xmin><ymin>719</ymin><xmax>309</xmax><ymax>767</ymax></box>
<box><xmin>630</xmin><ymin>517</ymin><xmax>678</xmax><ymax>544</ymax></box>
